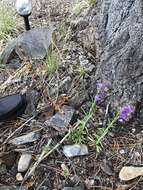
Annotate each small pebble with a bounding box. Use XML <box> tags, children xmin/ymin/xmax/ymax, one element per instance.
<box><xmin>63</xmin><ymin>144</ymin><xmax>88</xmax><ymax>157</ymax></box>
<box><xmin>119</xmin><ymin>149</ymin><xmax>125</xmax><ymax>154</ymax></box>
<box><xmin>134</xmin><ymin>151</ymin><xmax>141</xmax><ymax>157</ymax></box>
<box><xmin>136</xmin><ymin>133</ymin><xmax>143</xmax><ymax>140</ymax></box>
<box><xmin>85</xmin><ymin>178</ymin><xmax>95</xmax><ymax>189</ymax></box>
<box><xmin>18</xmin><ymin>153</ymin><xmax>32</xmax><ymax>172</ymax></box>
<box><xmin>16</xmin><ymin>173</ymin><xmax>23</xmax><ymax>181</ymax></box>
<box><xmin>63</xmin><ymin>185</ymin><xmax>84</xmax><ymax>190</ymax></box>
<box><xmin>132</xmin><ymin>128</ymin><xmax>136</xmax><ymax>133</ymax></box>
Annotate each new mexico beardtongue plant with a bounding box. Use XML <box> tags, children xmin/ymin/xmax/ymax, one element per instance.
<box><xmin>119</xmin><ymin>105</ymin><xmax>134</xmax><ymax>122</ymax></box>
<box><xmin>95</xmin><ymin>81</ymin><xmax>111</xmax><ymax>104</ymax></box>
<box><xmin>94</xmin><ymin>94</ymin><xmax>102</xmax><ymax>104</ymax></box>
<box><xmin>96</xmin><ymin>81</ymin><xmax>111</xmax><ymax>92</ymax></box>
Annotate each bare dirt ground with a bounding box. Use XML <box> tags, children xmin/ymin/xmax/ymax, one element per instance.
<box><xmin>0</xmin><ymin>0</ymin><xmax>143</xmax><ymax>190</ymax></box>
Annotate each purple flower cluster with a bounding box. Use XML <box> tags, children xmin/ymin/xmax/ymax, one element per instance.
<box><xmin>94</xmin><ymin>81</ymin><xmax>134</xmax><ymax>122</ymax></box>
<box><xmin>96</xmin><ymin>82</ymin><xmax>111</xmax><ymax>92</ymax></box>
<box><xmin>94</xmin><ymin>81</ymin><xmax>111</xmax><ymax>104</ymax></box>
<box><xmin>119</xmin><ymin>105</ymin><xmax>134</xmax><ymax>122</ymax></box>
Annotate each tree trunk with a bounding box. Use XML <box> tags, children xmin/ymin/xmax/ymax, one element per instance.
<box><xmin>92</xmin><ymin>0</ymin><xmax>143</xmax><ymax>108</ymax></box>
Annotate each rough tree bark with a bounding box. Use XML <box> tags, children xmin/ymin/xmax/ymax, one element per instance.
<box><xmin>93</xmin><ymin>0</ymin><xmax>143</xmax><ymax>108</ymax></box>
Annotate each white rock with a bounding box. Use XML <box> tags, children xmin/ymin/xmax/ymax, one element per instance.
<box><xmin>131</xmin><ymin>128</ymin><xmax>136</xmax><ymax>133</ymax></box>
<box><xmin>16</xmin><ymin>173</ymin><xmax>23</xmax><ymax>181</ymax></box>
<box><xmin>63</xmin><ymin>144</ymin><xmax>88</xmax><ymax>157</ymax></box>
<box><xmin>119</xmin><ymin>149</ymin><xmax>125</xmax><ymax>154</ymax></box>
<box><xmin>18</xmin><ymin>153</ymin><xmax>32</xmax><ymax>172</ymax></box>
<box><xmin>16</xmin><ymin>0</ymin><xmax>32</xmax><ymax>16</ymax></box>
<box><xmin>119</xmin><ymin>166</ymin><xmax>143</xmax><ymax>181</ymax></box>
<box><xmin>134</xmin><ymin>151</ymin><xmax>141</xmax><ymax>157</ymax></box>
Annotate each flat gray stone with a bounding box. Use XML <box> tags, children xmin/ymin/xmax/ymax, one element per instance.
<box><xmin>63</xmin><ymin>144</ymin><xmax>88</xmax><ymax>157</ymax></box>
<box><xmin>44</xmin><ymin>105</ymin><xmax>75</xmax><ymax>132</ymax></box>
<box><xmin>63</xmin><ymin>185</ymin><xmax>85</xmax><ymax>190</ymax></box>
<box><xmin>9</xmin><ymin>131</ymin><xmax>41</xmax><ymax>145</ymax></box>
<box><xmin>0</xmin><ymin>187</ymin><xmax>27</xmax><ymax>190</ymax></box>
<box><xmin>1</xmin><ymin>27</ymin><xmax>53</xmax><ymax>64</ymax></box>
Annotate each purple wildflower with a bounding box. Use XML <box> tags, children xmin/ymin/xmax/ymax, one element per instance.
<box><xmin>119</xmin><ymin>105</ymin><xmax>134</xmax><ymax>122</ymax></box>
<box><xmin>95</xmin><ymin>81</ymin><xmax>111</xmax><ymax>105</ymax></box>
<box><xmin>96</xmin><ymin>81</ymin><xmax>111</xmax><ymax>93</ymax></box>
<box><xmin>94</xmin><ymin>95</ymin><xmax>102</xmax><ymax>104</ymax></box>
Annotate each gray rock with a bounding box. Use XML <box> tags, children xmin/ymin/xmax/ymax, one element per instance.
<box><xmin>63</xmin><ymin>144</ymin><xmax>88</xmax><ymax>157</ymax></box>
<box><xmin>44</xmin><ymin>105</ymin><xmax>75</xmax><ymax>132</ymax></box>
<box><xmin>63</xmin><ymin>185</ymin><xmax>85</xmax><ymax>190</ymax></box>
<box><xmin>0</xmin><ymin>187</ymin><xmax>27</xmax><ymax>190</ymax></box>
<box><xmin>18</xmin><ymin>153</ymin><xmax>32</xmax><ymax>172</ymax></box>
<box><xmin>1</xmin><ymin>27</ymin><xmax>53</xmax><ymax>64</ymax></box>
<box><xmin>9</xmin><ymin>131</ymin><xmax>41</xmax><ymax>145</ymax></box>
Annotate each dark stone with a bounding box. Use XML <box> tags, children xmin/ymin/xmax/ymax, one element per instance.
<box><xmin>63</xmin><ymin>185</ymin><xmax>85</xmax><ymax>190</ymax></box>
<box><xmin>0</xmin><ymin>187</ymin><xmax>27</xmax><ymax>190</ymax></box>
<box><xmin>9</xmin><ymin>131</ymin><xmax>41</xmax><ymax>145</ymax></box>
<box><xmin>1</xmin><ymin>27</ymin><xmax>53</xmax><ymax>64</ymax></box>
<box><xmin>44</xmin><ymin>105</ymin><xmax>76</xmax><ymax>132</ymax></box>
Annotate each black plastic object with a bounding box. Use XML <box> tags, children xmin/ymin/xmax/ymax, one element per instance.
<box><xmin>23</xmin><ymin>15</ymin><xmax>31</xmax><ymax>30</ymax></box>
<box><xmin>0</xmin><ymin>94</ymin><xmax>27</xmax><ymax>122</ymax></box>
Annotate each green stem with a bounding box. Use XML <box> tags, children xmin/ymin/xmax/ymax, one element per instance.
<box><xmin>96</xmin><ymin>113</ymin><xmax>119</xmax><ymax>145</ymax></box>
